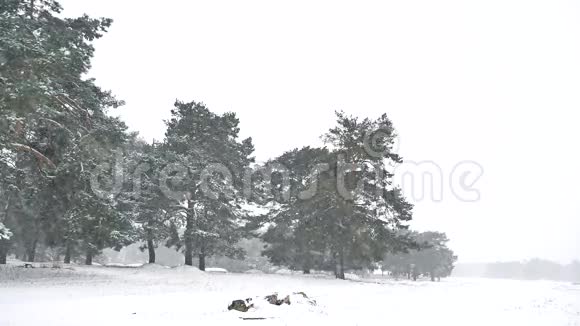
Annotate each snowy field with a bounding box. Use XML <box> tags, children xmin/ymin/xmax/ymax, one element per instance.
<box><xmin>1</xmin><ymin>264</ymin><xmax>579</xmax><ymax>326</ymax></box>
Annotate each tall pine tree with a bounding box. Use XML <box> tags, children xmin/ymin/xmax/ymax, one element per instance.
<box><xmin>163</xmin><ymin>100</ymin><xmax>254</xmax><ymax>269</ymax></box>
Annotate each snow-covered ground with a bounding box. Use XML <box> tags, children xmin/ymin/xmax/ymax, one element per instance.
<box><xmin>1</xmin><ymin>263</ymin><xmax>579</xmax><ymax>325</ymax></box>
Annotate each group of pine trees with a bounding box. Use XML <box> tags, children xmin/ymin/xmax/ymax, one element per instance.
<box><xmin>259</xmin><ymin>113</ymin><xmax>418</xmax><ymax>279</ymax></box>
<box><xmin>0</xmin><ymin>0</ymin><xmax>456</xmax><ymax>279</ymax></box>
<box><xmin>1</xmin><ymin>0</ymin><xmax>129</xmax><ymax>265</ymax></box>
<box><xmin>381</xmin><ymin>231</ymin><xmax>457</xmax><ymax>281</ymax></box>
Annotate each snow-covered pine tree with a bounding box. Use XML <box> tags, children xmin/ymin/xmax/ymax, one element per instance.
<box><xmin>261</xmin><ymin>111</ymin><xmax>417</xmax><ymax>279</ymax></box>
<box><xmin>0</xmin><ymin>0</ymin><xmax>131</xmax><ymax>263</ymax></box>
<box><xmin>163</xmin><ymin>100</ymin><xmax>255</xmax><ymax>268</ymax></box>
<box><xmin>320</xmin><ymin>111</ymin><xmax>415</xmax><ymax>279</ymax></box>
<box><xmin>261</xmin><ymin>146</ymin><xmax>334</xmax><ymax>274</ymax></box>
<box><xmin>121</xmin><ymin>137</ymin><xmax>174</xmax><ymax>264</ymax></box>
<box><xmin>412</xmin><ymin>231</ymin><xmax>457</xmax><ymax>281</ymax></box>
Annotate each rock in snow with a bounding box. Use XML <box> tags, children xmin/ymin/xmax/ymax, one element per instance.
<box><xmin>228</xmin><ymin>292</ymin><xmax>317</xmax><ymax>313</ymax></box>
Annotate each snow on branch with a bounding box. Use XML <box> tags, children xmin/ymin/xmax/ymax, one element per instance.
<box><xmin>0</xmin><ymin>223</ymin><xmax>12</xmax><ymax>240</ymax></box>
<box><xmin>10</xmin><ymin>143</ymin><xmax>57</xmax><ymax>169</ymax></box>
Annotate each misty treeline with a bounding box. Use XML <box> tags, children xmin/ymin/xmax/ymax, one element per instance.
<box><xmin>0</xmin><ymin>0</ymin><xmax>456</xmax><ymax>280</ymax></box>
<box><xmin>454</xmin><ymin>260</ymin><xmax>580</xmax><ymax>283</ymax></box>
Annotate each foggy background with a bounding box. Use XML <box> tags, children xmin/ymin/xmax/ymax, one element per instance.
<box><xmin>58</xmin><ymin>0</ymin><xmax>580</xmax><ymax>264</ymax></box>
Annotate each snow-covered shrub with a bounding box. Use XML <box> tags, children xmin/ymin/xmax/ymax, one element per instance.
<box><xmin>0</xmin><ymin>223</ymin><xmax>12</xmax><ymax>240</ymax></box>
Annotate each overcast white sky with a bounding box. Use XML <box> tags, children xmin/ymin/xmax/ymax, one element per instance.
<box><xmin>59</xmin><ymin>0</ymin><xmax>580</xmax><ymax>264</ymax></box>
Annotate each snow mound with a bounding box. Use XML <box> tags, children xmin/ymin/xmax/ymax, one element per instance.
<box><xmin>172</xmin><ymin>265</ymin><xmax>205</xmax><ymax>275</ymax></box>
<box><xmin>345</xmin><ymin>273</ymin><xmax>361</xmax><ymax>281</ymax></box>
<box><xmin>274</xmin><ymin>268</ymin><xmax>294</xmax><ymax>275</ymax></box>
<box><xmin>245</xmin><ymin>269</ymin><xmax>264</xmax><ymax>274</ymax></box>
<box><xmin>140</xmin><ymin>263</ymin><xmax>171</xmax><ymax>270</ymax></box>
<box><xmin>206</xmin><ymin>267</ymin><xmax>228</xmax><ymax>273</ymax></box>
<box><xmin>105</xmin><ymin>263</ymin><xmax>144</xmax><ymax>268</ymax></box>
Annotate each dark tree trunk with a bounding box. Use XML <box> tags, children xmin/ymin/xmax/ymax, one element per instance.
<box><xmin>333</xmin><ymin>252</ymin><xmax>339</xmax><ymax>278</ymax></box>
<box><xmin>26</xmin><ymin>239</ymin><xmax>37</xmax><ymax>262</ymax></box>
<box><xmin>430</xmin><ymin>271</ymin><xmax>435</xmax><ymax>282</ymax></box>
<box><xmin>146</xmin><ymin>218</ymin><xmax>156</xmax><ymax>264</ymax></box>
<box><xmin>147</xmin><ymin>238</ymin><xmax>156</xmax><ymax>264</ymax></box>
<box><xmin>85</xmin><ymin>251</ymin><xmax>93</xmax><ymax>265</ymax></box>
<box><xmin>303</xmin><ymin>260</ymin><xmax>311</xmax><ymax>274</ymax></box>
<box><xmin>0</xmin><ymin>241</ymin><xmax>7</xmax><ymax>264</ymax></box>
<box><xmin>28</xmin><ymin>0</ymin><xmax>34</xmax><ymax>18</ymax></box>
<box><xmin>1</xmin><ymin>197</ymin><xmax>11</xmax><ymax>265</ymax></box>
<box><xmin>184</xmin><ymin>202</ymin><xmax>194</xmax><ymax>266</ymax></box>
<box><xmin>64</xmin><ymin>241</ymin><xmax>72</xmax><ymax>264</ymax></box>
<box><xmin>337</xmin><ymin>249</ymin><xmax>345</xmax><ymax>280</ymax></box>
<box><xmin>184</xmin><ymin>248</ymin><xmax>193</xmax><ymax>266</ymax></box>
<box><xmin>198</xmin><ymin>254</ymin><xmax>205</xmax><ymax>271</ymax></box>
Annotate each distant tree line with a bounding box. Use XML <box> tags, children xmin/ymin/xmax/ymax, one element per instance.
<box><xmin>0</xmin><ymin>0</ymin><xmax>456</xmax><ymax>280</ymax></box>
<box><xmin>454</xmin><ymin>260</ymin><xmax>580</xmax><ymax>282</ymax></box>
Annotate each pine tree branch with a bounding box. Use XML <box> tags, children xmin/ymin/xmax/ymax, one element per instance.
<box><xmin>10</xmin><ymin>143</ymin><xmax>56</xmax><ymax>169</ymax></box>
